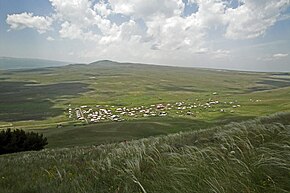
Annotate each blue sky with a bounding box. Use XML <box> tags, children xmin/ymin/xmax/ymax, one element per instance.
<box><xmin>0</xmin><ymin>0</ymin><xmax>290</xmax><ymax>71</ymax></box>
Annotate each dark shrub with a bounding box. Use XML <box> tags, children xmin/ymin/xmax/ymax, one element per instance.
<box><xmin>0</xmin><ymin>129</ymin><xmax>48</xmax><ymax>155</ymax></box>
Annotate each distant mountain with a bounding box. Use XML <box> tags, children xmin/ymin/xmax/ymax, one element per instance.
<box><xmin>89</xmin><ymin>60</ymin><xmax>121</xmax><ymax>66</ymax></box>
<box><xmin>89</xmin><ymin>60</ymin><xmax>164</xmax><ymax>68</ymax></box>
<box><xmin>0</xmin><ymin>57</ymin><xmax>69</xmax><ymax>70</ymax></box>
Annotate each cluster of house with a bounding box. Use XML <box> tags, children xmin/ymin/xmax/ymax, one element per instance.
<box><xmin>70</xmin><ymin>96</ymin><xmax>247</xmax><ymax>124</ymax></box>
<box><xmin>68</xmin><ymin>104</ymin><xmax>73</xmax><ymax>119</ymax></box>
<box><xmin>74</xmin><ymin>104</ymin><xmax>168</xmax><ymax>123</ymax></box>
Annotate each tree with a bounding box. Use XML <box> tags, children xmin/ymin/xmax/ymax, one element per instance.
<box><xmin>0</xmin><ymin>129</ymin><xmax>48</xmax><ymax>155</ymax></box>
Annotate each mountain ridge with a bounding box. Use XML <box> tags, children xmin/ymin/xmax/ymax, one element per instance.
<box><xmin>0</xmin><ymin>57</ymin><xmax>70</xmax><ymax>70</ymax></box>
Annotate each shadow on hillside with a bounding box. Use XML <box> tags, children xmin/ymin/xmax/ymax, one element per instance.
<box><xmin>249</xmin><ymin>78</ymin><xmax>290</xmax><ymax>92</ymax></box>
<box><xmin>146</xmin><ymin>84</ymin><xmax>205</xmax><ymax>92</ymax></box>
<box><xmin>213</xmin><ymin>114</ymin><xmax>256</xmax><ymax>124</ymax></box>
<box><xmin>39</xmin><ymin>114</ymin><xmax>256</xmax><ymax>148</ymax></box>
<box><xmin>0</xmin><ymin>81</ymin><xmax>91</xmax><ymax>121</ymax></box>
<box><xmin>14</xmin><ymin>68</ymin><xmax>54</xmax><ymax>73</ymax></box>
<box><xmin>39</xmin><ymin>116</ymin><xmax>212</xmax><ymax>148</ymax></box>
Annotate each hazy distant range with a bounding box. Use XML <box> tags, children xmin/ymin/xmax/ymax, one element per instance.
<box><xmin>0</xmin><ymin>57</ymin><xmax>69</xmax><ymax>70</ymax></box>
<box><xmin>1</xmin><ymin>57</ymin><xmax>290</xmax><ymax>72</ymax></box>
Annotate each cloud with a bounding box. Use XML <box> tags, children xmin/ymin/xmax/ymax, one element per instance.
<box><xmin>5</xmin><ymin>0</ymin><xmax>290</xmax><ymax>67</ymax></box>
<box><xmin>225</xmin><ymin>0</ymin><xmax>290</xmax><ymax>39</ymax></box>
<box><xmin>273</xmin><ymin>53</ymin><xmax>289</xmax><ymax>58</ymax></box>
<box><xmin>212</xmin><ymin>49</ymin><xmax>231</xmax><ymax>59</ymax></box>
<box><xmin>94</xmin><ymin>0</ymin><xmax>112</xmax><ymax>18</ymax></box>
<box><xmin>7</xmin><ymin>1</ymin><xmax>290</xmax><ymax>45</ymax></box>
<box><xmin>46</xmin><ymin>36</ymin><xmax>55</xmax><ymax>41</ymax></box>
<box><xmin>6</xmin><ymin>12</ymin><xmax>52</xmax><ymax>33</ymax></box>
<box><xmin>258</xmin><ymin>53</ymin><xmax>289</xmax><ymax>61</ymax></box>
<box><xmin>194</xmin><ymin>0</ymin><xmax>228</xmax><ymax>29</ymax></box>
<box><xmin>49</xmin><ymin>0</ymin><xmax>120</xmax><ymax>42</ymax></box>
<box><xmin>49</xmin><ymin>0</ymin><xmax>96</xmax><ymax>27</ymax></box>
<box><xmin>59</xmin><ymin>21</ymin><xmax>90</xmax><ymax>40</ymax></box>
<box><xmin>145</xmin><ymin>14</ymin><xmax>205</xmax><ymax>51</ymax></box>
<box><xmin>108</xmin><ymin>0</ymin><xmax>184</xmax><ymax>18</ymax></box>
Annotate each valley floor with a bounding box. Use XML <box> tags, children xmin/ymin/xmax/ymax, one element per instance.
<box><xmin>1</xmin><ymin>63</ymin><xmax>290</xmax><ymax>148</ymax></box>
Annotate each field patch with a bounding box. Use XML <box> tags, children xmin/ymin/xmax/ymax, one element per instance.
<box><xmin>0</xmin><ymin>81</ymin><xmax>91</xmax><ymax>121</ymax></box>
<box><xmin>249</xmin><ymin>77</ymin><xmax>290</xmax><ymax>92</ymax></box>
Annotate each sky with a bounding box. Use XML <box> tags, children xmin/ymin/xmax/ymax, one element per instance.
<box><xmin>0</xmin><ymin>0</ymin><xmax>290</xmax><ymax>71</ymax></box>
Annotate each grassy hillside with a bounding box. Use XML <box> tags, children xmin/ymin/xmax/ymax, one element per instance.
<box><xmin>0</xmin><ymin>61</ymin><xmax>289</xmax><ymax>147</ymax></box>
<box><xmin>0</xmin><ymin>112</ymin><xmax>289</xmax><ymax>193</ymax></box>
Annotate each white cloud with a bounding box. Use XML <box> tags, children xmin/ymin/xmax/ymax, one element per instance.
<box><xmin>106</xmin><ymin>0</ymin><xmax>201</xmax><ymax>51</ymax></box>
<box><xmin>5</xmin><ymin>0</ymin><xmax>290</xmax><ymax>69</ymax></box>
<box><xmin>145</xmin><ymin>14</ymin><xmax>205</xmax><ymax>51</ymax></box>
<box><xmin>46</xmin><ymin>36</ymin><xmax>55</xmax><ymax>41</ymax></box>
<box><xmin>258</xmin><ymin>53</ymin><xmax>289</xmax><ymax>61</ymax></box>
<box><xmin>212</xmin><ymin>49</ymin><xmax>231</xmax><ymax>58</ymax></box>
<box><xmin>108</xmin><ymin>0</ymin><xmax>184</xmax><ymax>18</ymax></box>
<box><xmin>7</xmin><ymin>0</ymin><xmax>290</xmax><ymax>46</ymax></box>
<box><xmin>49</xmin><ymin>0</ymin><xmax>94</xmax><ymax>27</ymax></box>
<box><xmin>273</xmin><ymin>53</ymin><xmax>288</xmax><ymax>58</ymax></box>
<box><xmin>59</xmin><ymin>21</ymin><xmax>100</xmax><ymax>41</ymax></box>
<box><xmin>225</xmin><ymin>0</ymin><xmax>290</xmax><ymax>39</ymax></box>
<box><xmin>6</xmin><ymin>12</ymin><xmax>52</xmax><ymax>33</ymax></box>
<box><xmin>53</xmin><ymin>0</ymin><xmax>289</xmax><ymax>65</ymax></box>
<box><xmin>59</xmin><ymin>21</ymin><xmax>86</xmax><ymax>40</ymax></box>
<box><xmin>194</xmin><ymin>0</ymin><xmax>228</xmax><ymax>29</ymax></box>
<box><xmin>49</xmin><ymin>0</ymin><xmax>120</xmax><ymax>42</ymax></box>
<box><xmin>94</xmin><ymin>0</ymin><xmax>112</xmax><ymax>18</ymax></box>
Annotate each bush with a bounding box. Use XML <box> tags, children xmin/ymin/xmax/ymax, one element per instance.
<box><xmin>0</xmin><ymin>129</ymin><xmax>48</xmax><ymax>155</ymax></box>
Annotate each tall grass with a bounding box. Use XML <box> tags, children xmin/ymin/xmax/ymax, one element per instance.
<box><xmin>0</xmin><ymin>112</ymin><xmax>289</xmax><ymax>193</ymax></box>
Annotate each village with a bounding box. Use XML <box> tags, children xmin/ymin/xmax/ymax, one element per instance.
<box><xmin>67</xmin><ymin>93</ymin><xmax>262</xmax><ymax>124</ymax></box>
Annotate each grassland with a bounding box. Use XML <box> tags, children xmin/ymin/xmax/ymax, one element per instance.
<box><xmin>0</xmin><ymin>112</ymin><xmax>289</xmax><ymax>193</ymax></box>
<box><xmin>0</xmin><ymin>61</ymin><xmax>289</xmax><ymax>192</ymax></box>
<box><xmin>0</xmin><ymin>61</ymin><xmax>290</xmax><ymax>148</ymax></box>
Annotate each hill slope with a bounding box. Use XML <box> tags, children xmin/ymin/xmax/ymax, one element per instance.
<box><xmin>0</xmin><ymin>60</ymin><xmax>290</xmax><ymax>148</ymax></box>
<box><xmin>0</xmin><ymin>112</ymin><xmax>289</xmax><ymax>193</ymax></box>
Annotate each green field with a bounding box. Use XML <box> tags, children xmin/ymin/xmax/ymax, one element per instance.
<box><xmin>0</xmin><ymin>61</ymin><xmax>290</xmax><ymax>148</ymax></box>
<box><xmin>1</xmin><ymin>61</ymin><xmax>290</xmax><ymax>193</ymax></box>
